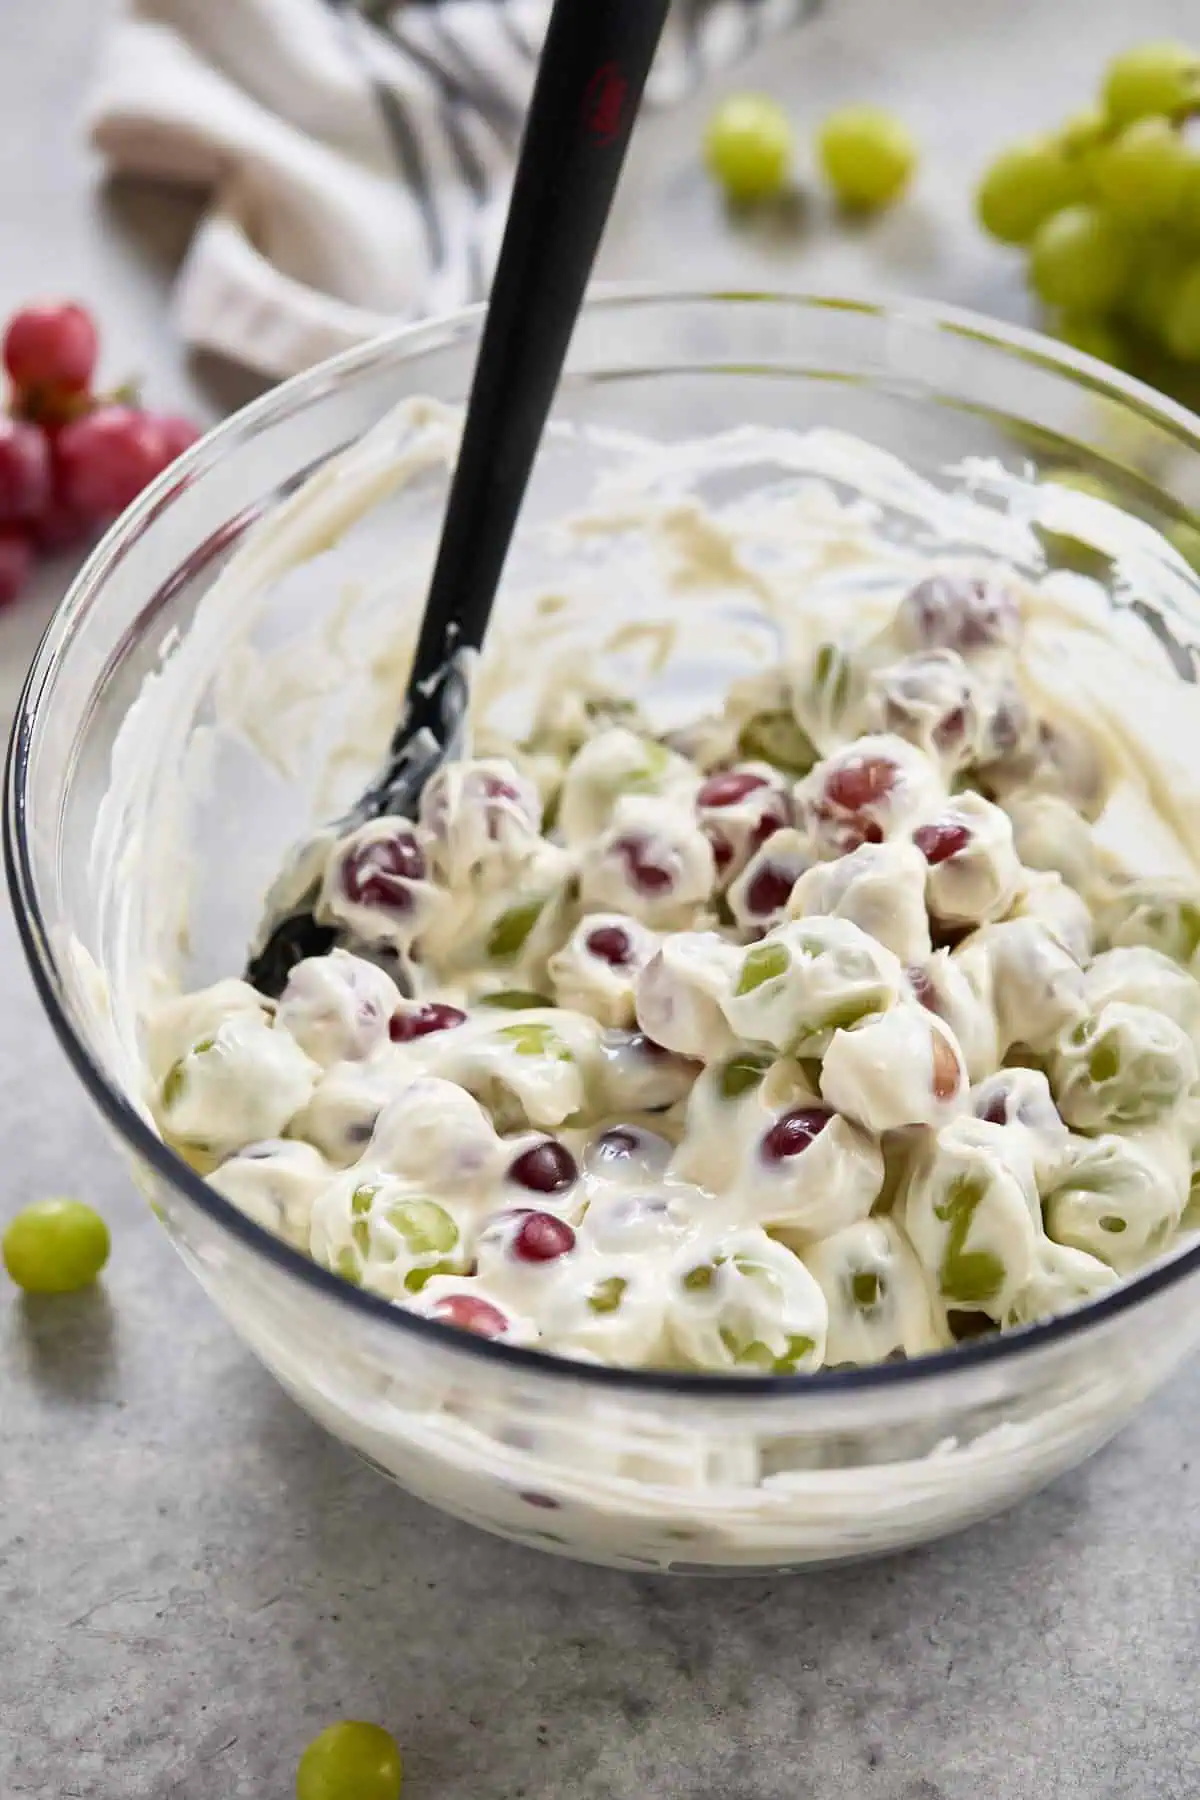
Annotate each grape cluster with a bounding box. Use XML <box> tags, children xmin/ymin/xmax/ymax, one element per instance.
<box><xmin>0</xmin><ymin>300</ymin><xmax>201</xmax><ymax>605</ymax></box>
<box><xmin>976</xmin><ymin>41</ymin><xmax>1200</xmax><ymax>371</ymax></box>
<box><xmin>705</xmin><ymin>94</ymin><xmax>917</xmax><ymax>212</ymax></box>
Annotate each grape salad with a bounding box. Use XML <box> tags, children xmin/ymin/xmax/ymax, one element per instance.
<box><xmin>148</xmin><ymin>563</ymin><xmax>1200</xmax><ymax>1376</ymax></box>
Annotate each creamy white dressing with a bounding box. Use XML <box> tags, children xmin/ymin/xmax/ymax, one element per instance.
<box><xmin>142</xmin><ymin>524</ymin><xmax>1200</xmax><ymax>1374</ymax></box>
<box><xmin>76</xmin><ymin>401</ymin><xmax>1200</xmax><ymax>1565</ymax></box>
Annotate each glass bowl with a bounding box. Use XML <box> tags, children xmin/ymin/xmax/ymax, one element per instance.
<box><xmin>9</xmin><ymin>291</ymin><xmax>1200</xmax><ymax>1574</ymax></box>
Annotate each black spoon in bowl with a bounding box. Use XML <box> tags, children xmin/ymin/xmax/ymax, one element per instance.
<box><xmin>246</xmin><ymin>0</ymin><xmax>671</xmax><ymax>997</ymax></box>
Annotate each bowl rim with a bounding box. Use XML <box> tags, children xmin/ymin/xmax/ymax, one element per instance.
<box><xmin>9</xmin><ymin>283</ymin><xmax>1200</xmax><ymax>1401</ymax></box>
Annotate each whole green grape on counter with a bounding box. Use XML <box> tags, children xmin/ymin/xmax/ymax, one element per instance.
<box><xmin>704</xmin><ymin>92</ymin><xmax>794</xmax><ymax>204</ymax></box>
<box><xmin>3</xmin><ymin>1197</ymin><xmax>110</xmax><ymax>1294</ymax></box>
<box><xmin>296</xmin><ymin>1722</ymin><xmax>403</xmax><ymax>1800</ymax></box>
<box><xmin>816</xmin><ymin>105</ymin><xmax>918</xmax><ymax>210</ymax></box>
<box><xmin>697</xmin><ymin>42</ymin><xmax>1200</xmax><ymax>387</ymax></box>
<box><xmin>701</xmin><ymin>94</ymin><xmax>917</xmax><ymax>215</ymax></box>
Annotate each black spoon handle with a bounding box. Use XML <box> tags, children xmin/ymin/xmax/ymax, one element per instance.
<box><xmin>399</xmin><ymin>0</ymin><xmax>671</xmax><ymax>748</ymax></box>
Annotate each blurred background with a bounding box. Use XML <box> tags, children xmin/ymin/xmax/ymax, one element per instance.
<box><xmin>3</xmin><ymin>0</ymin><xmax>1198</xmax><ymax>717</ymax></box>
<box><xmin>4</xmin><ymin>3</ymin><xmax>1200</xmax><ymax>1797</ymax></box>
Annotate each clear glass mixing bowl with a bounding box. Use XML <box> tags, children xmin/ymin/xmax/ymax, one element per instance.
<box><xmin>9</xmin><ymin>291</ymin><xmax>1200</xmax><ymax>1573</ymax></box>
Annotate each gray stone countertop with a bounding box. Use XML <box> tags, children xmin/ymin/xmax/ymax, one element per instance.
<box><xmin>3</xmin><ymin>1</ymin><xmax>1200</xmax><ymax>1796</ymax></box>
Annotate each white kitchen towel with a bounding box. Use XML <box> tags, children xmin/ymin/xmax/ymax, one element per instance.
<box><xmin>88</xmin><ymin>0</ymin><xmax>817</xmax><ymax>380</ymax></box>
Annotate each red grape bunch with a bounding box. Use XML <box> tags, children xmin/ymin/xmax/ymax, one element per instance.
<box><xmin>0</xmin><ymin>300</ymin><xmax>201</xmax><ymax>604</ymax></box>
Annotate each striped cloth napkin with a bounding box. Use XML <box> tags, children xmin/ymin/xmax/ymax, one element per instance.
<box><xmin>89</xmin><ymin>0</ymin><xmax>817</xmax><ymax>379</ymax></box>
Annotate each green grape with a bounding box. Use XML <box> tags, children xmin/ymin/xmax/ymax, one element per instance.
<box><xmin>486</xmin><ymin>898</ymin><xmax>543</xmax><ymax>961</ymax></box>
<box><xmin>1102</xmin><ymin>41</ymin><xmax>1200</xmax><ymax>127</ymax></box>
<box><xmin>735</xmin><ymin>941</ymin><xmax>790</xmax><ymax>995</ymax></box>
<box><xmin>736</xmin><ymin>709</ymin><xmax>816</xmax><ymax>774</ymax></box>
<box><xmin>334</xmin><ymin>1248</ymin><xmax>362</xmax><ymax>1287</ymax></box>
<box><xmin>1122</xmin><ymin>242</ymin><xmax>1189</xmax><ymax>342</ymax></box>
<box><xmin>497</xmin><ymin>1022</ymin><xmax>571</xmax><ymax>1060</ymax></box>
<box><xmin>1168</xmin><ymin>519</ymin><xmax>1200</xmax><ymax>572</ymax></box>
<box><xmin>1093</xmin><ymin>117</ymin><xmax>1190</xmax><ymax>222</ymax></box>
<box><xmin>478</xmin><ymin>989</ymin><xmax>555</xmax><ymax>1010</ymax></box>
<box><xmin>933</xmin><ymin>1176</ymin><xmax>1005</xmax><ymax>1307</ymax></box>
<box><xmin>588</xmin><ymin>1275</ymin><xmax>627</xmax><ymax>1314</ymax></box>
<box><xmin>296</xmin><ymin>1722</ymin><xmax>403</xmax><ymax>1800</ymax></box>
<box><xmin>1029</xmin><ymin>204</ymin><xmax>1131</xmax><ymax>313</ymax></box>
<box><xmin>817</xmin><ymin>106</ymin><xmax>917</xmax><ymax>210</ymax></box>
<box><xmin>2</xmin><ymin>1197</ymin><xmax>110</xmax><ymax>1294</ymax></box>
<box><xmin>720</xmin><ymin>1051</ymin><xmax>773</xmax><ymax>1099</ymax></box>
<box><xmin>976</xmin><ymin>137</ymin><xmax>1082</xmax><ymax>245</ymax></box>
<box><xmin>1055</xmin><ymin>312</ymin><xmax>1128</xmax><ymax>366</ymax></box>
<box><xmin>1177</xmin><ymin>154</ymin><xmax>1200</xmax><ymax>247</ymax></box>
<box><xmin>1059</xmin><ymin>106</ymin><xmax>1110</xmax><ymax>161</ymax></box>
<box><xmin>851</xmin><ymin>1270</ymin><xmax>881</xmax><ymax>1308</ymax></box>
<box><xmin>704</xmin><ymin>93</ymin><xmax>793</xmax><ymax>203</ymax></box>
<box><xmin>387</xmin><ymin>1200</ymin><xmax>458</xmax><ymax>1255</ymax></box>
<box><xmin>1165</xmin><ymin>262</ymin><xmax>1200</xmax><ymax>361</ymax></box>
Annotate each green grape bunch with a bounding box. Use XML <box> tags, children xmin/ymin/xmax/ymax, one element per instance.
<box><xmin>975</xmin><ymin>40</ymin><xmax>1200</xmax><ymax>373</ymax></box>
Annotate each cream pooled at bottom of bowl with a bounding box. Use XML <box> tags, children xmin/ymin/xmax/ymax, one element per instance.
<box><xmin>102</xmin><ymin>396</ymin><xmax>1200</xmax><ymax>1380</ymax></box>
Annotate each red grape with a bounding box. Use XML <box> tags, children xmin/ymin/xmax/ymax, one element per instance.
<box><xmin>3</xmin><ymin>303</ymin><xmax>98</xmax><ymax>397</ymax></box>
<box><xmin>707</xmin><ymin>829</ymin><xmax>734</xmax><ymax>873</ymax></box>
<box><xmin>697</xmin><ymin>770</ymin><xmax>769</xmax><ymax>808</ymax></box>
<box><xmin>340</xmin><ymin>827</ymin><xmax>426</xmax><ymax>913</ymax></box>
<box><xmin>429</xmin><ymin>1293</ymin><xmax>508</xmax><ymax>1337</ymax></box>
<box><xmin>0</xmin><ymin>421</ymin><xmax>51</xmax><ymax>525</ymax></box>
<box><xmin>0</xmin><ymin>529</ymin><xmax>33</xmax><ymax>605</ymax></box>
<box><xmin>979</xmin><ymin>1090</ymin><xmax>1010</xmax><ymax>1126</ymax></box>
<box><xmin>913</xmin><ymin>821</ymin><xmax>971</xmax><ymax>865</ymax></box>
<box><xmin>824</xmin><ymin>754</ymin><xmax>897</xmax><ymax>812</ymax></box>
<box><xmin>586</xmin><ymin>924</ymin><xmax>634</xmax><ymax>967</ymax></box>
<box><xmin>907</xmin><ymin>966</ymin><xmax>939</xmax><ymax>1012</ymax></box>
<box><xmin>511</xmin><ymin>1211</ymin><xmax>576</xmax><ymax>1262</ymax></box>
<box><xmin>55</xmin><ymin>407</ymin><xmax>171</xmax><ymax>521</ymax></box>
<box><xmin>931</xmin><ymin>1032</ymin><xmax>962</xmax><ymax>1101</ymax></box>
<box><xmin>900</xmin><ymin>573</ymin><xmax>1020</xmax><ymax>652</ymax></box>
<box><xmin>508</xmin><ymin>1140</ymin><xmax>578</xmax><ymax>1193</ymax></box>
<box><xmin>388</xmin><ymin>1002</ymin><xmax>466</xmax><ymax>1043</ymax></box>
<box><xmin>743</xmin><ymin>860</ymin><xmax>798</xmax><ymax>918</ymax></box>
<box><xmin>612</xmin><ymin>834</ymin><xmax>675</xmax><ymax>895</ymax></box>
<box><xmin>154</xmin><ymin>414</ymin><xmax>202</xmax><ymax>460</ymax></box>
<box><xmin>762</xmin><ymin>1108</ymin><xmax>833</xmax><ymax>1162</ymax></box>
<box><xmin>33</xmin><ymin>495</ymin><xmax>91</xmax><ymax>554</ymax></box>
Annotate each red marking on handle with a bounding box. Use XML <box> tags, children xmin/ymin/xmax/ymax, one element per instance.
<box><xmin>583</xmin><ymin>62</ymin><xmax>628</xmax><ymax>145</ymax></box>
